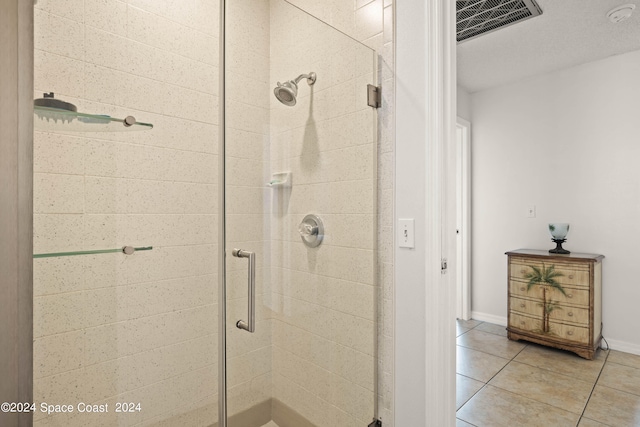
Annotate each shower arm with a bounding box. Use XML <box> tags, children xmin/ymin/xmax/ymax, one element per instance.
<box><xmin>293</xmin><ymin>72</ymin><xmax>317</xmax><ymax>85</ymax></box>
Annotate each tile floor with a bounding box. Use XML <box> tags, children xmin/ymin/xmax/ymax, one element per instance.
<box><xmin>456</xmin><ymin>319</ymin><xmax>640</xmax><ymax>427</ymax></box>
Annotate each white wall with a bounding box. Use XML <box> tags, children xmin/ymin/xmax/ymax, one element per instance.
<box><xmin>471</xmin><ymin>48</ymin><xmax>640</xmax><ymax>353</ymax></box>
<box><xmin>457</xmin><ymin>85</ymin><xmax>472</xmax><ymax>121</ymax></box>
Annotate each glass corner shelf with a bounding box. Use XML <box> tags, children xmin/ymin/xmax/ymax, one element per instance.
<box><xmin>33</xmin><ymin>246</ymin><xmax>153</xmax><ymax>259</ymax></box>
<box><xmin>34</xmin><ymin>106</ymin><xmax>153</xmax><ymax>132</ymax></box>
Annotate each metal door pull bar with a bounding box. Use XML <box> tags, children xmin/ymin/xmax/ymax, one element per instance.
<box><xmin>232</xmin><ymin>248</ymin><xmax>256</xmax><ymax>333</ymax></box>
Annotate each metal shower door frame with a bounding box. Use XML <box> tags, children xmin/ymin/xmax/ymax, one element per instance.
<box><xmin>217</xmin><ymin>0</ymin><xmax>228</xmax><ymax>425</ymax></box>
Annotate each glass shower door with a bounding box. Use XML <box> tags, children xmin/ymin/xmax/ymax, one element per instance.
<box><xmin>32</xmin><ymin>0</ymin><xmax>220</xmax><ymax>425</ymax></box>
<box><xmin>224</xmin><ymin>1</ymin><xmax>378</xmax><ymax>426</ymax></box>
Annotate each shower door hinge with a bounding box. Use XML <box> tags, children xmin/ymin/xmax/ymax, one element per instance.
<box><xmin>368</xmin><ymin>419</ymin><xmax>382</xmax><ymax>427</ymax></box>
<box><xmin>367</xmin><ymin>84</ymin><xmax>381</xmax><ymax>108</ymax></box>
<box><xmin>441</xmin><ymin>257</ymin><xmax>448</xmax><ymax>274</ymax></box>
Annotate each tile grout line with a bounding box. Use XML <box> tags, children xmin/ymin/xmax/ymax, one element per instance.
<box><xmin>455</xmin><ymin>382</ymin><xmax>486</xmax><ymax>418</ymax></box>
<box><xmin>481</xmin><ymin>341</ymin><xmax>529</xmax><ymax>385</ymax></box>
<box><xmin>455</xmin><ymin>343</ymin><xmax>513</xmax><ymax>361</ymax></box>
<box><xmin>455</xmin><ymin>327</ymin><xmax>526</xmax><ymax>361</ymax></box>
<box><xmin>456</xmin><ymin>418</ymin><xmax>480</xmax><ymax>427</ymax></box>
<box><xmin>576</xmin><ymin>349</ymin><xmax>613</xmax><ymax>427</ymax></box>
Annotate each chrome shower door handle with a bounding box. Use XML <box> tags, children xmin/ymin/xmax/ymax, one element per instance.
<box><xmin>232</xmin><ymin>248</ymin><xmax>256</xmax><ymax>333</ymax></box>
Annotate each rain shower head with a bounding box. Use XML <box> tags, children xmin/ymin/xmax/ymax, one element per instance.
<box><xmin>274</xmin><ymin>72</ymin><xmax>316</xmax><ymax>106</ymax></box>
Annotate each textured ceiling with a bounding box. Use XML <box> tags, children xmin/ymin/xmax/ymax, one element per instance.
<box><xmin>457</xmin><ymin>0</ymin><xmax>640</xmax><ymax>93</ymax></box>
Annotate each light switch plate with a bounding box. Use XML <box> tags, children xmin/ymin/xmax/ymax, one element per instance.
<box><xmin>398</xmin><ymin>218</ymin><xmax>415</xmax><ymax>248</ymax></box>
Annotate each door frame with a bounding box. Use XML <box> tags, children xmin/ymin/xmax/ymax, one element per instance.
<box><xmin>0</xmin><ymin>1</ymin><xmax>34</xmax><ymax>426</ymax></box>
<box><xmin>456</xmin><ymin>117</ymin><xmax>471</xmax><ymax>320</ymax></box>
<box><xmin>395</xmin><ymin>0</ymin><xmax>457</xmax><ymax>425</ymax></box>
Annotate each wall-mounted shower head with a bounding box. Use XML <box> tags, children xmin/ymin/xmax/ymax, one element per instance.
<box><xmin>274</xmin><ymin>72</ymin><xmax>316</xmax><ymax>106</ymax></box>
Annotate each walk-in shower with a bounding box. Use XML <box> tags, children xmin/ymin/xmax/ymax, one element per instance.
<box><xmin>29</xmin><ymin>0</ymin><xmax>379</xmax><ymax>426</ymax></box>
<box><xmin>273</xmin><ymin>72</ymin><xmax>316</xmax><ymax>106</ymax></box>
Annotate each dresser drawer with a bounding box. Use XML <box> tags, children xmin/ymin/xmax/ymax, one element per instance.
<box><xmin>510</xmin><ymin>261</ymin><xmax>590</xmax><ymax>288</ymax></box>
<box><xmin>509</xmin><ymin>312</ymin><xmax>543</xmax><ymax>332</ymax></box>
<box><xmin>511</xmin><ymin>295</ymin><xmax>589</xmax><ymax>326</ymax></box>
<box><xmin>509</xmin><ymin>280</ymin><xmax>590</xmax><ymax>307</ymax></box>
<box><xmin>510</xmin><ymin>296</ymin><xmax>543</xmax><ymax>318</ymax></box>
<box><xmin>548</xmin><ymin>321</ymin><xmax>590</xmax><ymax>344</ymax></box>
<box><xmin>549</xmin><ymin>304</ymin><xmax>589</xmax><ymax>325</ymax></box>
<box><xmin>510</xmin><ymin>257</ymin><xmax>590</xmax><ymax>272</ymax></box>
<box><xmin>509</xmin><ymin>312</ymin><xmax>590</xmax><ymax>344</ymax></box>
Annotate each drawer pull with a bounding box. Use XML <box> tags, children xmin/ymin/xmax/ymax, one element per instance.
<box><xmin>568</xmin><ymin>274</ymin><xmax>574</xmax><ymax>279</ymax></box>
<box><xmin>568</xmin><ymin>312</ymin><xmax>574</xmax><ymax>317</ymax></box>
<box><xmin>520</xmin><ymin>287</ymin><xmax>526</xmax><ymax>292</ymax></box>
<box><xmin>520</xmin><ymin>303</ymin><xmax>526</xmax><ymax>308</ymax></box>
<box><xmin>567</xmin><ymin>294</ymin><xmax>573</xmax><ymax>298</ymax></box>
<box><xmin>520</xmin><ymin>321</ymin><xmax>525</xmax><ymax>325</ymax></box>
<box><xmin>567</xmin><ymin>331</ymin><xmax>574</xmax><ymax>336</ymax></box>
<box><xmin>521</xmin><ymin>269</ymin><xmax>526</xmax><ymax>274</ymax></box>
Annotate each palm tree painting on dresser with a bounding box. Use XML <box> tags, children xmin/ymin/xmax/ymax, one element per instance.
<box><xmin>524</xmin><ymin>264</ymin><xmax>566</xmax><ymax>335</ymax></box>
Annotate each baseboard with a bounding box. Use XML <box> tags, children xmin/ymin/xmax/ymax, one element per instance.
<box><xmin>603</xmin><ymin>337</ymin><xmax>640</xmax><ymax>356</ymax></box>
<box><xmin>470</xmin><ymin>311</ymin><xmax>507</xmax><ymax>326</ymax></box>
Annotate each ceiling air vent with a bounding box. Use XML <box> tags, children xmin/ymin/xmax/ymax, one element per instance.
<box><xmin>457</xmin><ymin>0</ymin><xmax>543</xmax><ymax>43</ymax></box>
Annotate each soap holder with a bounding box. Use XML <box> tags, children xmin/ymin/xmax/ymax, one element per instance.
<box><xmin>267</xmin><ymin>172</ymin><xmax>292</xmax><ymax>188</ymax></box>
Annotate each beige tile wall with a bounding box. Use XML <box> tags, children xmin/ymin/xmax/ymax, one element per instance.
<box><xmin>32</xmin><ymin>0</ymin><xmax>220</xmax><ymax>425</ymax></box>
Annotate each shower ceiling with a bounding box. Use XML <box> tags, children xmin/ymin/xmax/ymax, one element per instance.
<box><xmin>456</xmin><ymin>0</ymin><xmax>543</xmax><ymax>43</ymax></box>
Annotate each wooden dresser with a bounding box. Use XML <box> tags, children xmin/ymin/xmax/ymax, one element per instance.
<box><xmin>506</xmin><ymin>249</ymin><xmax>604</xmax><ymax>359</ymax></box>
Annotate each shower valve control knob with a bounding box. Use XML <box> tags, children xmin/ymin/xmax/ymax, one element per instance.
<box><xmin>298</xmin><ymin>223</ymin><xmax>318</xmax><ymax>236</ymax></box>
<box><xmin>298</xmin><ymin>214</ymin><xmax>324</xmax><ymax>248</ymax></box>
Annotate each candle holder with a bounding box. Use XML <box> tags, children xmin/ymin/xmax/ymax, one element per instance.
<box><xmin>548</xmin><ymin>223</ymin><xmax>570</xmax><ymax>254</ymax></box>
